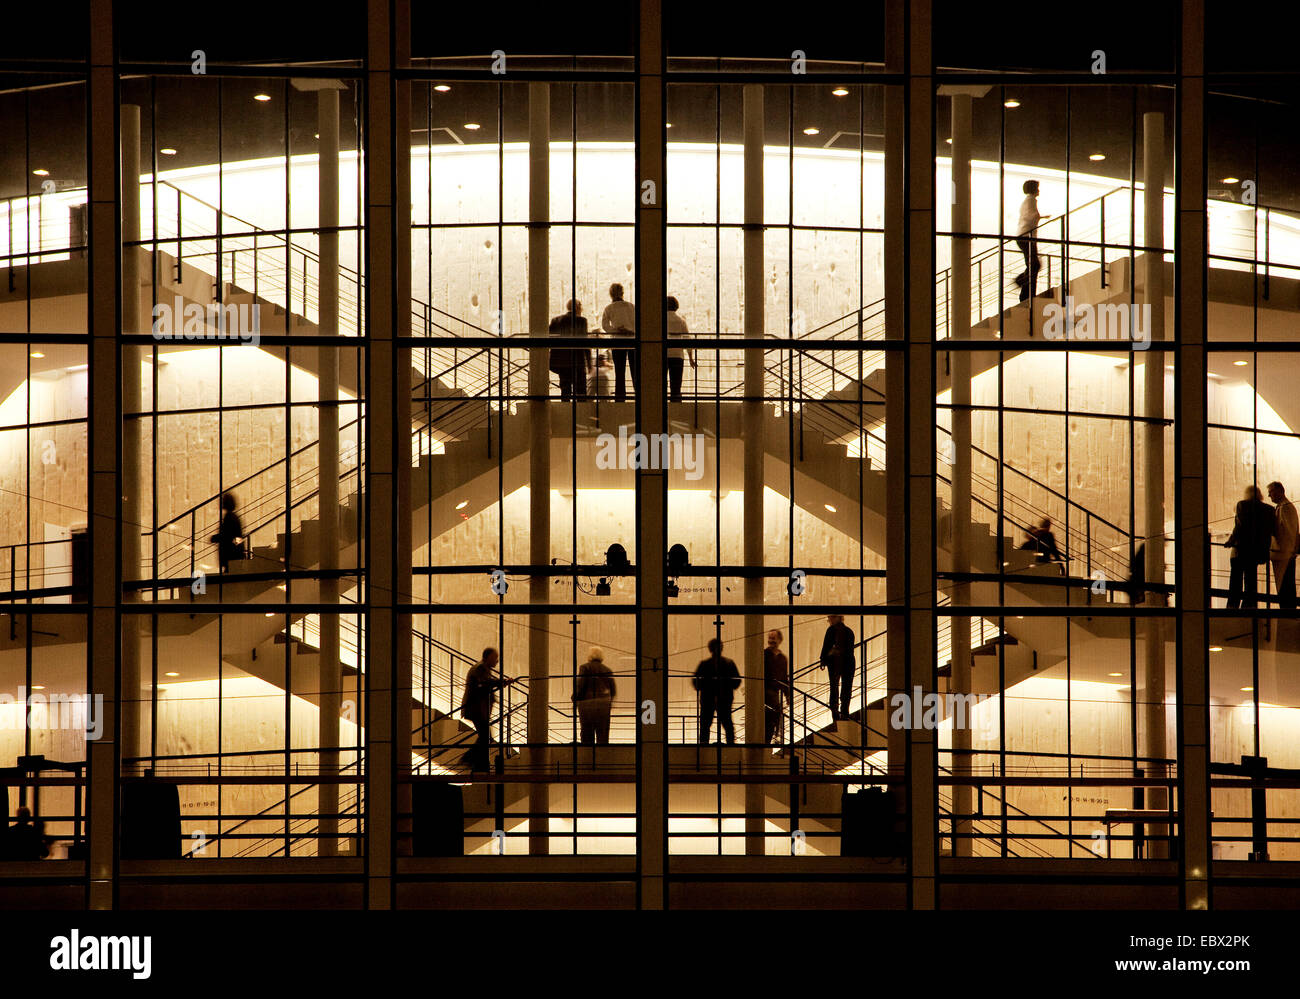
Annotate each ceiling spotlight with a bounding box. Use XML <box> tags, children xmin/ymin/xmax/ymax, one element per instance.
<box><xmin>944</xmin><ymin>137</ymin><xmax>952</xmax><ymax>144</ymax></box>
<box><xmin>1003</xmin><ymin>99</ymin><xmax>1020</xmax><ymax>109</ymax></box>
<box><xmin>1241</xmin><ymin>686</ymin><xmax>1254</xmax><ymax>692</ymax></box>
<box><xmin>434</xmin><ymin>84</ymin><xmax>451</xmax><ymax>92</ymax></box>
<box><xmin>31</xmin><ymin>685</ymin><xmax>45</xmax><ymax>691</ymax></box>
<box><xmin>1210</xmin><ymin>646</ymin><xmax>1223</xmax><ymax>652</ymax></box>
<box><xmin>832</xmin><ymin>87</ymin><xmax>849</xmax><ymax>97</ymax></box>
<box><xmin>254</xmin><ymin>93</ymin><xmax>272</xmax><ymax>102</ymax></box>
<box><xmin>165</xmin><ymin>671</ymin><xmax>179</xmax><ymax>677</ymax></box>
<box><xmin>159</xmin><ymin>148</ymin><xmax>177</xmax><ymax>156</ymax></box>
<box><xmin>29</xmin><ymin>351</ymin><xmax>44</xmax><ymax>359</ymax></box>
<box><xmin>803</xmin><ymin>127</ymin><xmax>820</xmax><ymax>136</ymax></box>
<box><xmin>463</xmin><ymin>122</ymin><xmax>481</xmax><ymax>130</ymax></box>
<box><xmin>1221</xmin><ymin>176</ymin><xmax>1239</xmax><ymax>185</ymax></box>
<box><xmin>665</xmin><ymin>122</ymin><xmax>673</xmax><ymax>129</ymax></box>
<box><xmin>1088</xmin><ymin>152</ymin><xmax>1106</xmax><ymax>161</ymax></box>
<box><xmin>824</xmin><ymin>504</ymin><xmax>837</xmax><ymax>513</ymax></box>
<box><xmin>1233</xmin><ymin>359</ymin><xmax>1248</xmax><ymax>366</ymax></box>
<box><xmin>454</xmin><ymin>500</ymin><xmax>468</xmax><ymax>510</ymax></box>
<box><xmin>32</xmin><ymin>168</ymin><xmax>49</xmax><ymax>177</ymax></box>
<box><xmin>1108</xmin><ymin>672</ymin><xmax>1123</xmax><ymax>677</ymax></box>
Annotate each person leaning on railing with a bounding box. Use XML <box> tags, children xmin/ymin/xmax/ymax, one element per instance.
<box><xmin>573</xmin><ymin>646</ymin><xmax>617</xmax><ymax>746</ymax></box>
<box><xmin>601</xmin><ymin>283</ymin><xmax>637</xmax><ymax>402</ymax></box>
<box><xmin>547</xmin><ymin>300</ymin><xmax>592</xmax><ymax>402</ymax></box>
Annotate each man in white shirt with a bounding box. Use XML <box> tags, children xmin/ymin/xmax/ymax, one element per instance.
<box><xmin>1268</xmin><ymin>480</ymin><xmax>1298</xmax><ymax>609</ymax></box>
<box><xmin>1015</xmin><ymin>179</ymin><xmax>1042</xmax><ymax>301</ymax></box>
<box><xmin>665</xmin><ymin>296</ymin><xmax>696</xmax><ymax>403</ymax></box>
<box><xmin>601</xmin><ymin>283</ymin><xmax>637</xmax><ymax>402</ymax></box>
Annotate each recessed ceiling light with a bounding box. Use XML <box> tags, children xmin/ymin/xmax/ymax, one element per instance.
<box><xmin>254</xmin><ymin>93</ymin><xmax>272</xmax><ymax>102</ymax></box>
<box><xmin>1210</xmin><ymin>646</ymin><xmax>1223</xmax><ymax>652</ymax></box>
<box><xmin>1108</xmin><ymin>672</ymin><xmax>1123</xmax><ymax>677</ymax></box>
<box><xmin>1240</xmin><ymin>686</ymin><xmax>1254</xmax><ymax>692</ymax></box>
<box><xmin>824</xmin><ymin>503</ymin><xmax>837</xmax><ymax>513</ymax></box>
<box><xmin>665</xmin><ymin>122</ymin><xmax>673</xmax><ymax>128</ymax></box>
<box><xmin>831</xmin><ymin>87</ymin><xmax>849</xmax><ymax>97</ymax></box>
<box><xmin>159</xmin><ymin>148</ymin><xmax>177</xmax><ymax>156</ymax></box>
<box><xmin>1088</xmin><ymin>152</ymin><xmax>1106</xmax><ymax>161</ymax></box>
<box><xmin>455</xmin><ymin>500</ymin><xmax>468</xmax><ymax>510</ymax></box>
<box><xmin>1233</xmin><ymin>359</ymin><xmax>1248</xmax><ymax>366</ymax></box>
<box><xmin>314</xmin><ymin>133</ymin><xmax>320</xmax><ymax>139</ymax></box>
<box><xmin>1003</xmin><ymin>99</ymin><xmax>1020</xmax><ymax>109</ymax></box>
<box><xmin>165</xmin><ymin>671</ymin><xmax>179</xmax><ymax>677</ymax></box>
<box><xmin>32</xmin><ymin>168</ymin><xmax>49</xmax><ymax>177</ymax></box>
<box><xmin>463</xmin><ymin>122</ymin><xmax>481</xmax><ymax>130</ymax></box>
<box><xmin>434</xmin><ymin>84</ymin><xmax>451</xmax><ymax>92</ymax></box>
<box><xmin>29</xmin><ymin>351</ymin><xmax>44</xmax><ymax>358</ymax></box>
<box><xmin>1221</xmin><ymin>176</ymin><xmax>1239</xmax><ymax>185</ymax></box>
<box><xmin>31</xmin><ymin>685</ymin><xmax>45</xmax><ymax>690</ymax></box>
<box><xmin>944</xmin><ymin>137</ymin><xmax>952</xmax><ymax>144</ymax></box>
<box><xmin>803</xmin><ymin>127</ymin><xmax>820</xmax><ymax>136</ymax></box>
<box><xmin>265</xmin><ymin>612</ymin><xmax>276</xmax><ymax>617</ymax></box>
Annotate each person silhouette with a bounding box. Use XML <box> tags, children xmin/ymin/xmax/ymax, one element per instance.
<box><xmin>601</xmin><ymin>283</ymin><xmax>637</xmax><ymax>402</ymax></box>
<box><xmin>573</xmin><ymin>646</ymin><xmax>617</xmax><ymax>745</ymax></box>
<box><xmin>819</xmin><ymin>614</ymin><xmax>856</xmax><ymax>724</ymax></box>
<box><xmin>694</xmin><ymin>637</ymin><xmax>740</xmax><ymax>745</ymax></box>
<box><xmin>1015</xmin><ymin>179</ymin><xmax>1043</xmax><ymax>301</ymax></box>
<box><xmin>210</xmin><ymin>492</ymin><xmax>245</xmax><ymax>572</ymax></box>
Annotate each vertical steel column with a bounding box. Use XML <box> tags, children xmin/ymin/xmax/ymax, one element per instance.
<box><xmin>528</xmin><ymin>81</ymin><xmax>552</xmax><ymax>855</ymax></box>
<box><xmin>120</xmin><ymin>104</ymin><xmax>143</xmax><ymax>767</ymax></box>
<box><xmin>1176</xmin><ymin>0</ymin><xmax>1211</xmax><ymax>909</ymax></box>
<box><xmin>1142</xmin><ymin>110</ymin><xmax>1169</xmax><ymax>858</ymax></box>
<box><xmin>635</xmin><ymin>0</ymin><xmax>668</xmax><ymax>909</ymax></box>
<box><xmin>742</xmin><ymin>83</ymin><xmax>766</xmax><ymax>855</ymax></box>
<box><xmin>905</xmin><ymin>0</ymin><xmax>938</xmax><ymax>909</ymax></box>
<box><xmin>364</xmin><ymin>0</ymin><xmax>412</xmax><ymax>905</ymax></box>
<box><xmin>948</xmin><ymin>91</ymin><xmax>973</xmax><ymax>857</ymax></box>
<box><xmin>884</xmin><ymin>0</ymin><xmax>908</xmax><ymax>795</ymax></box>
<box><xmin>317</xmin><ymin>86</ymin><xmax>342</xmax><ymax>857</ymax></box>
<box><xmin>86</xmin><ymin>0</ymin><xmax>120</xmax><ymax>910</ymax></box>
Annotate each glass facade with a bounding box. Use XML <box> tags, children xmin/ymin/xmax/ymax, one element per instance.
<box><xmin>0</xmin><ymin>0</ymin><xmax>1293</xmax><ymax>911</ymax></box>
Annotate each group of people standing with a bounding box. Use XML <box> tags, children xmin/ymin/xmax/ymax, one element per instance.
<box><xmin>1224</xmin><ymin>482</ymin><xmax>1299</xmax><ymax>609</ymax></box>
<box><xmin>455</xmin><ymin>616</ymin><xmax>861</xmax><ymax>769</ymax></box>
<box><xmin>547</xmin><ymin>284</ymin><xmax>696</xmax><ymax>403</ymax></box>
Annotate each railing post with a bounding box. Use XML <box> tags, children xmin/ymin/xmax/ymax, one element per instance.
<box><xmin>1100</xmin><ymin>196</ymin><xmax>1107</xmax><ymax>288</ymax></box>
<box><xmin>174</xmin><ymin>193</ymin><xmax>182</xmax><ymax>283</ymax></box>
